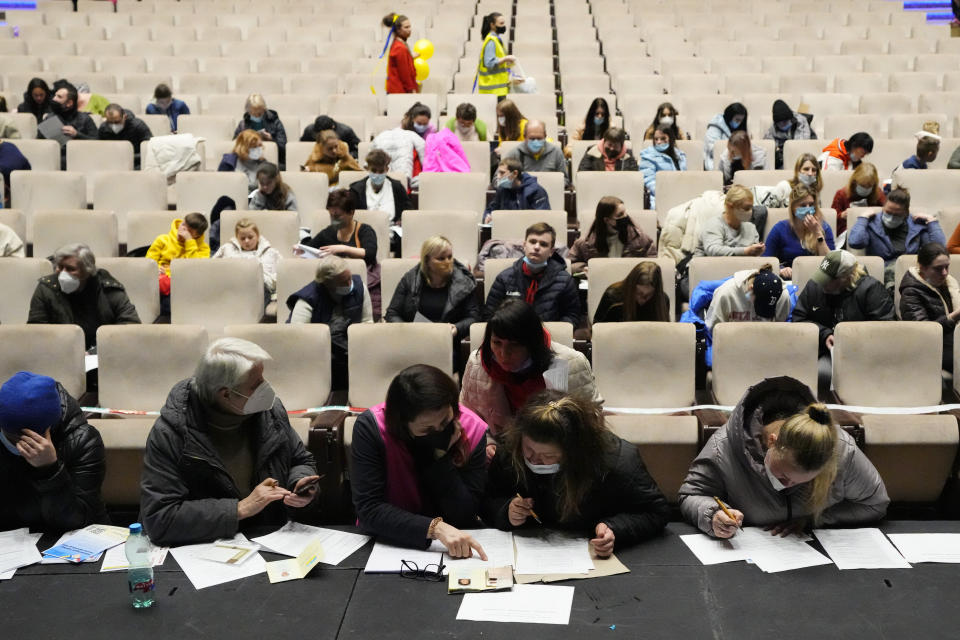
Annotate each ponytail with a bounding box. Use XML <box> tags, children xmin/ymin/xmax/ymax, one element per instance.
<box><xmin>382</xmin><ymin>12</ymin><xmax>407</xmax><ymax>28</ymax></box>
<box><xmin>776</xmin><ymin>403</ymin><xmax>838</xmax><ymax>524</ymax></box>
<box><xmin>481</xmin><ymin>12</ymin><xmax>502</xmax><ymax>39</ymax></box>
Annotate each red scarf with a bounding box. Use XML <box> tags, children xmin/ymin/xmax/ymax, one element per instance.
<box><xmin>480</xmin><ymin>329</ymin><xmax>552</xmax><ymax>412</ymax></box>
<box><xmin>601</xmin><ymin>142</ymin><xmax>627</xmax><ymax>171</ymax></box>
<box><xmin>521</xmin><ymin>259</ymin><xmax>547</xmax><ymax>305</ymax></box>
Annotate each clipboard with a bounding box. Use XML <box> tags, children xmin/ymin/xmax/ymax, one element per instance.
<box><xmin>37</xmin><ymin>114</ymin><xmax>68</xmax><ymax>145</ymax></box>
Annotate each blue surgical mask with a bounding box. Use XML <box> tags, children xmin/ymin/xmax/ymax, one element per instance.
<box><xmin>526</xmin><ymin>139</ymin><xmax>545</xmax><ymax>154</ymax></box>
<box><xmin>777</xmin><ymin>120</ymin><xmax>793</xmax><ymax>132</ymax></box>
<box><xmin>523</xmin><ymin>256</ymin><xmax>548</xmax><ymax>271</ymax></box>
<box><xmin>369</xmin><ymin>172</ymin><xmax>386</xmax><ymax>186</ymax></box>
<box><xmin>335</xmin><ymin>280</ymin><xmax>355</xmax><ymax>296</ymax></box>
<box><xmin>855</xmin><ymin>184</ymin><xmax>873</xmax><ymax>197</ymax></box>
<box><xmin>249</xmin><ymin>115</ymin><xmax>263</xmax><ymax>124</ymax></box>
<box><xmin>729</xmin><ymin>117</ymin><xmax>743</xmax><ymax>130</ymax></box>
<box><xmin>497</xmin><ymin>176</ymin><xmax>513</xmax><ymax>189</ymax></box>
<box><xmin>524</xmin><ymin>458</ymin><xmax>560</xmax><ymax>475</ymax></box>
<box><xmin>654</xmin><ymin>143</ymin><xmax>669</xmax><ymax>152</ymax></box>
<box><xmin>794</xmin><ymin>205</ymin><xmax>816</xmax><ymax>219</ymax></box>
<box><xmin>798</xmin><ymin>173</ymin><xmax>816</xmax><ymax>187</ymax></box>
<box><xmin>413</xmin><ymin>122</ymin><xmax>429</xmax><ymax>134</ymax></box>
<box><xmin>882</xmin><ymin>213</ymin><xmax>905</xmax><ymax>229</ymax></box>
<box><xmin>593</xmin><ymin>116</ymin><xmax>605</xmax><ymax>127</ymax></box>
<box><xmin>0</xmin><ymin>431</ymin><xmax>21</xmax><ymax>456</ymax></box>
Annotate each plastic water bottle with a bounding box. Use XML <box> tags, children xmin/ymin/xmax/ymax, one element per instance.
<box><xmin>126</xmin><ymin>523</ymin><xmax>155</xmax><ymax>608</ymax></box>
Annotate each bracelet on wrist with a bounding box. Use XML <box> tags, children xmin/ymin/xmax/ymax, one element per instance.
<box><xmin>427</xmin><ymin>516</ymin><xmax>443</xmax><ymax>540</ymax></box>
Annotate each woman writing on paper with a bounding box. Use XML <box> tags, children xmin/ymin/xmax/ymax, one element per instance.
<box><xmin>352</xmin><ymin>365</ymin><xmax>489</xmax><ymax>559</ymax></box>
<box><xmin>677</xmin><ymin>377</ymin><xmax>889</xmax><ymax>539</ymax></box>
<box><xmin>483</xmin><ymin>391</ymin><xmax>670</xmax><ymax>557</ymax></box>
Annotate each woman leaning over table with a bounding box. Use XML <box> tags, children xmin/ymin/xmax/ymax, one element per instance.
<box><xmin>483</xmin><ymin>391</ymin><xmax>670</xmax><ymax>557</ymax></box>
<box><xmin>677</xmin><ymin>377</ymin><xmax>888</xmax><ymax>539</ymax></box>
<box><xmin>352</xmin><ymin>364</ymin><xmax>489</xmax><ymax>559</ymax></box>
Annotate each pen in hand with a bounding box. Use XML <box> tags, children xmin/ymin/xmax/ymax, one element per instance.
<box><xmin>713</xmin><ymin>496</ymin><xmax>743</xmax><ymax>531</ymax></box>
<box><xmin>515</xmin><ymin>493</ymin><xmax>542</xmax><ymax>524</ymax></box>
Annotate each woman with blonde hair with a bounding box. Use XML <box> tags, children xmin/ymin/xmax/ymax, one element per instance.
<box><xmin>484</xmin><ymin>390</ymin><xmax>670</xmax><ymax>556</ymax></box>
<box><xmin>213</xmin><ymin>217</ymin><xmax>282</xmax><ymax>303</ymax></box>
<box><xmin>763</xmin><ymin>183</ymin><xmax>835</xmax><ymax>279</ymax></box>
<box><xmin>303</xmin><ymin>130</ymin><xmax>361</xmax><ymax>185</ymax></box>
<box><xmin>694</xmin><ymin>185</ymin><xmax>763</xmax><ymax>258</ymax></box>
<box><xmin>830</xmin><ymin>161</ymin><xmax>885</xmax><ymax>235</ymax></box>
<box><xmin>218</xmin><ymin>129</ymin><xmax>266</xmax><ymax>192</ymax></box>
<box><xmin>593</xmin><ymin>262</ymin><xmax>670</xmax><ymax>323</ymax></box>
<box><xmin>678</xmin><ymin>377</ymin><xmax>888</xmax><ymax>538</ymax></box>
<box><xmin>233</xmin><ymin>92</ymin><xmax>287</xmax><ymax>165</ymax></box>
<box><xmin>385</xmin><ymin>235</ymin><xmax>480</xmax><ymax>341</ymax></box>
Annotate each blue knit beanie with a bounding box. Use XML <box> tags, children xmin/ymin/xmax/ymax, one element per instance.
<box><xmin>0</xmin><ymin>372</ymin><xmax>61</xmax><ymax>433</ymax></box>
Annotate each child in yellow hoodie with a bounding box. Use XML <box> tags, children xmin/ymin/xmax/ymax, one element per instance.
<box><xmin>147</xmin><ymin>212</ymin><xmax>210</xmax><ymax>296</ymax></box>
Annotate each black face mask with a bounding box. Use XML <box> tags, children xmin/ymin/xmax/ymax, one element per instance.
<box><xmin>413</xmin><ymin>419</ymin><xmax>456</xmax><ymax>451</ymax></box>
<box><xmin>496</xmin><ymin>25</ymin><xmax>506</xmax><ymax>34</ymax></box>
<box><xmin>615</xmin><ymin>217</ymin><xmax>629</xmax><ymax>231</ymax></box>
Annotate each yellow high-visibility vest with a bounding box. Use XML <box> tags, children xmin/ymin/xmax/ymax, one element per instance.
<box><xmin>477</xmin><ymin>32</ymin><xmax>510</xmax><ymax>96</ymax></box>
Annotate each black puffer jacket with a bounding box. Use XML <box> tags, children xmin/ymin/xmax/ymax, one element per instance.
<box><xmin>233</xmin><ymin>109</ymin><xmax>287</xmax><ymax>151</ymax></box>
<box><xmin>140</xmin><ymin>379</ymin><xmax>317</xmax><ymax>546</ymax></box>
<box><xmin>899</xmin><ymin>268</ymin><xmax>959</xmax><ymax>370</ymax></box>
<box><xmin>0</xmin><ymin>383</ymin><xmax>108</xmax><ymax>532</ymax></box>
<box><xmin>792</xmin><ymin>274</ymin><xmax>895</xmax><ymax>354</ymax></box>
<box><xmin>384</xmin><ymin>261</ymin><xmax>480</xmax><ymax>339</ymax></box>
<box><xmin>483</xmin><ymin>253</ymin><xmax>581</xmax><ymax>324</ymax></box>
<box><xmin>483</xmin><ymin>432</ymin><xmax>670</xmax><ymax>550</ymax></box>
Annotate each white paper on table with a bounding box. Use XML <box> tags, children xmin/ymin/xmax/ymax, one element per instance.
<box><xmin>198</xmin><ymin>539</ymin><xmax>260</xmax><ymax>565</ymax></box>
<box><xmin>887</xmin><ymin>533</ymin><xmax>960</xmax><ymax>563</ymax></box>
<box><xmin>814</xmin><ymin>528</ymin><xmax>912</xmax><ymax>570</ymax></box>
<box><xmin>513</xmin><ymin>532</ymin><xmax>593</xmax><ymax>576</ymax></box>
<box><xmin>728</xmin><ymin>527</ymin><xmax>832</xmax><ymax>573</ymax></box>
<box><xmin>364</xmin><ymin>540</ymin><xmax>446</xmax><ymax>574</ymax></box>
<box><xmin>0</xmin><ymin>528</ymin><xmax>43</xmax><ymax>574</ymax></box>
<box><xmin>679</xmin><ymin>534</ymin><xmax>750</xmax><ymax>565</ymax></box>
<box><xmin>42</xmin><ymin>524</ymin><xmax>127</xmax><ymax>563</ymax></box>
<box><xmin>170</xmin><ymin>534</ymin><xmax>266</xmax><ymax>590</ymax></box>
<box><xmin>428</xmin><ymin>529</ymin><xmax>515</xmax><ymax>570</ymax></box>
<box><xmin>542</xmin><ymin>358</ymin><xmax>569</xmax><ymax>392</ymax></box>
<box><xmin>99</xmin><ymin>542</ymin><xmax>169</xmax><ymax>572</ymax></box>
<box><xmin>40</xmin><ymin>530</ymin><xmax>105</xmax><ymax>564</ymax></box>
<box><xmin>457</xmin><ymin>584</ymin><xmax>575</xmax><ymax>625</ymax></box>
<box><xmin>252</xmin><ymin>522</ymin><xmax>370</xmax><ymax>566</ymax></box>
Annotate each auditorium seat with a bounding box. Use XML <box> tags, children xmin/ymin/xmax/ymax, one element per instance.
<box><xmin>379</xmin><ymin>258</ymin><xmax>420</xmax><ymax>317</ymax></box>
<box><xmin>688</xmin><ymin>256</ymin><xmax>780</xmax><ymax>293</ymax></box>
<box><xmin>490</xmin><ymin>210</ymin><xmax>568</xmax><ymax>247</ymax></box>
<box><xmin>65</xmin><ymin>140</ymin><xmax>134</xmax><ymax>201</ymax></box>
<box><xmin>10</xmin><ymin>171</ymin><xmax>86</xmax><ymax>242</ymax></box>
<box><xmin>220</xmin><ymin>210</ymin><xmax>299</xmax><ymax>255</ymax></box>
<box><xmin>892</xmin><ymin>170</ymin><xmax>960</xmax><ymax>213</ymax></box>
<box><xmin>347</xmin><ymin>323</ymin><xmax>455</xmax><ymax>408</ymax></box>
<box><xmin>833</xmin><ymin>321</ymin><xmax>943</xmax><ymax>408</ymax></box>
<box><xmin>0</xmin><ymin>325</ymin><xmax>85</xmax><ymax>398</ymax></box>
<box><xmin>586</xmin><ymin>257</ymin><xmax>677</xmax><ymax>323</ymax></box>
<box><xmin>125</xmin><ymin>210</ymin><xmax>202</xmax><ymax>254</ymax></box>
<box><xmin>417</xmin><ymin>173</ymin><xmax>487</xmax><ymax>218</ymax></box>
<box><xmin>577</xmin><ymin>172</ymin><xmax>647</xmax><ymax>225</ymax></box>
<box><xmin>224</xmin><ymin>324</ymin><xmax>332</xmax><ymax>412</ymax></box>
<box><xmin>0</xmin><ymin>258</ymin><xmax>51</xmax><ymax>324</ymax></box>
<box><xmin>175</xmin><ymin>171</ymin><xmax>248</xmax><ymax>214</ymax></box>
<box><xmin>170</xmin><ymin>258</ymin><xmax>264</xmax><ymax>337</ymax></box>
<box><xmin>280</xmin><ymin>171</ymin><xmax>329</xmax><ymax>233</ymax></box>
<box><xmin>0</xmin><ymin>209</ymin><xmax>26</xmax><ymax>250</ymax></box>
<box><xmin>91</xmin><ymin>171</ymin><xmax>168</xmax><ymax>246</ymax></box>
<box><xmin>96</xmin><ymin>257</ymin><xmax>161</xmax><ymax>324</ymax></box>
<box><xmin>482</xmin><ymin>257</ymin><xmax>515</xmax><ymax>302</ymax></box>
<box><xmin>32</xmin><ymin>210</ymin><xmax>119</xmax><ymax>259</ymax></box>
<box><xmin>176</xmin><ymin>114</ymin><xmax>238</xmax><ymax>142</ymax></box>
<box><xmin>274</xmin><ymin>257</ymin><xmax>367</xmax><ymax>324</ymax></box>
<box><xmin>468</xmin><ymin>321</ymin><xmax>574</xmax><ymax>351</ymax></box>
<box><xmin>7</xmin><ymin>114</ymin><xmax>40</xmax><ymax>140</ymax></box>
<box><xmin>97</xmin><ymin>324</ymin><xmax>208</xmax><ymax>413</ymax></box>
<box><xmin>91</xmin><ymin>418</ymin><xmax>152</xmax><ymax>512</ymax></box>
<box><xmin>607</xmin><ymin>414</ymin><xmax>700</xmax><ymax>503</ymax></box>
<box><xmin>655</xmin><ymin>172</ymin><xmax>723</xmax><ymax>223</ymax></box>
<box><xmin>711</xmin><ymin>323</ymin><xmax>819</xmax><ymax>405</ymax></box>
<box><xmin>401</xmin><ymin>210</ymin><xmax>478</xmax><ymax>266</ymax></box>
<box><xmin>386</xmin><ymin>93</ymin><xmax>440</xmax><ymax>126</ymax></box>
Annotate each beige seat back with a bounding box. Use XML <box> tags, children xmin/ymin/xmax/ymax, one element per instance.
<box><xmin>220</xmin><ymin>210</ymin><xmax>299</xmax><ymax>255</ymax></box>
<box><xmin>792</xmin><ymin>254</ymin><xmax>884</xmax><ymax>293</ymax></box>
<box><xmin>527</xmin><ymin>171</ymin><xmax>566</xmax><ymax>216</ymax></box>
<box><xmin>482</xmin><ymin>257</ymin><xmax>517</xmax><ymax>302</ymax></box>
<box><xmin>380</xmin><ymin>258</ymin><xmax>420</xmax><ymax>316</ymax></box>
<box><xmin>96</xmin><ymin>257</ymin><xmax>162</xmax><ymax>324</ymax></box>
<box><xmin>91</xmin><ymin>418</ymin><xmax>154</xmax><ymax>507</ymax></box>
<box><xmin>0</xmin><ymin>258</ymin><xmax>53</xmax><ymax>324</ymax></box>
<box><xmin>863</xmin><ymin>414</ymin><xmax>959</xmax><ymax>502</ymax></box>
<box><xmin>468</xmin><ymin>321</ymin><xmax>574</xmax><ymax>351</ymax></box>
<box><xmin>401</xmin><ymin>210</ymin><xmax>479</xmax><ymax>266</ymax></box>
<box><xmin>32</xmin><ymin>210</ymin><xmax>119</xmax><ymax>259</ymax></box>
<box><xmin>280</xmin><ymin>171</ymin><xmax>329</xmax><ymax>233</ymax></box>
<box><xmin>833</xmin><ymin>321</ymin><xmax>943</xmax><ymax>407</ymax></box>
<box><xmin>712</xmin><ymin>323</ymin><xmax>819</xmax><ymax>405</ymax></box>
<box><xmin>461</xmin><ymin>141</ymin><xmax>493</xmax><ymax>175</ymax></box>
<box><xmin>65</xmin><ymin>140</ymin><xmax>134</xmax><ymax>201</ymax></box>
<box><xmin>490</xmin><ymin>210</ymin><xmax>568</xmax><ymax>247</ymax></box>
<box><xmin>97</xmin><ymin>324</ymin><xmax>208</xmax><ymax>412</ymax></box>
<box><xmin>10</xmin><ymin>171</ymin><xmax>86</xmax><ymax>242</ymax></box>
<box><xmin>176</xmin><ymin>114</ymin><xmax>238</xmax><ymax>142</ymax></box>
<box><xmin>892</xmin><ymin>170</ymin><xmax>960</xmax><ymax>213</ymax></box>
<box><xmin>655</xmin><ymin>171</ymin><xmax>724</xmax><ymax>224</ymax></box>
<box><xmin>92</xmin><ymin>171</ymin><xmax>168</xmax><ymax>245</ymax></box>
<box><xmin>0</xmin><ymin>209</ymin><xmax>26</xmax><ymax>248</ymax></box>
<box><xmin>577</xmin><ymin>171</ymin><xmax>647</xmax><ymax>223</ymax></box>
<box><xmin>6</xmin><ymin>139</ymin><xmax>59</xmax><ymax>171</ymax></box>
<box><xmin>592</xmin><ymin>322</ymin><xmax>695</xmax><ymax>408</ymax></box>
<box><xmin>170</xmin><ymin>259</ymin><xmax>264</xmax><ymax>338</ymax></box>
<box><xmin>417</xmin><ymin>172</ymin><xmax>487</xmax><ymax>218</ymax></box>
<box><xmin>175</xmin><ymin>171</ymin><xmax>248</xmax><ymax>214</ymax></box>
<box><xmin>607</xmin><ymin>414</ymin><xmax>700</xmax><ymax>503</ymax></box>
<box><xmin>354</xmin><ymin>209</ymin><xmax>392</xmax><ymax>262</ymax></box>
<box><xmin>586</xmin><ymin>257</ymin><xmax>676</xmax><ymax>323</ymax></box>
<box><xmin>347</xmin><ymin>323</ymin><xmax>454</xmax><ymax>408</ymax></box>
<box><xmin>0</xmin><ymin>325</ymin><xmax>85</xmax><ymax>397</ymax></box>
<box><xmin>688</xmin><ymin>256</ymin><xmax>780</xmax><ymax>293</ymax></box>
<box><xmin>224</xmin><ymin>324</ymin><xmax>331</xmax><ymax>411</ymax></box>
<box><xmin>274</xmin><ymin>258</ymin><xmax>367</xmax><ymax>323</ymax></box>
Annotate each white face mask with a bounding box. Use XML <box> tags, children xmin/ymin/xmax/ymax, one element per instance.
<box><xmin>498</xmin><ymin>116</ymin><xmax>506</xmax><ymax>126</ymax></box>
<box><xmin>524</xmin><ymin>458</ymin><xmax>560</xmax><ymax>475</ymax></box>
<box><xmin>58</xmin><ymin>269</ymin><xmax>80</xmax><ymax>294</ymax></box>
<box><xmin>854</xmin><ymin>184</ymin><xmax>873</xmax><ymax>197</ymax></box>
<box><xmin>659</xmin><ymin>115</ymin><xmax>674</xmax><ymax>126</ymax></box>
<box><xmin>798</xmin><ymin>173</ymin><xmax>816</xmax><ymax>187</ymax></box>
<box><xmin>248</xmin><ymin>147</ymin><xmax>263</xmax><ymax>161</ymax></box>
<box><xmin>764</xmin><ymin>453</ymin><xmax>787</xmax><ymax>491</ymax></box>
<box><xmin>231</xmin><ymin>380</ymin><xmax>276</xmax><ymax>415</ymax></box>
<box><xmin>109</xmin><ymin>123</ymin><xmax>124</xmax><ymax>134</ymax></box>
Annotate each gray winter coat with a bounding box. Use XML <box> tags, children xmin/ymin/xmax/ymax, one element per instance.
<box><xmin>140</xmin><ymin>379</ymin><xmax>317</xmax><ymax>546</ymax></box>
<box><xmin>678</xmin><ymin>377</ymin><xmax>889</xmax><ymax>536</ymax></box>
<box><xmin>504</xmin><ymin>141</ymin><xmax>568</xmax><ymax>184</ymax></box>
<box><xmin>384</xmin><ymin>260</ymin><xmax>480</xmax><ymax>339</ymax></box>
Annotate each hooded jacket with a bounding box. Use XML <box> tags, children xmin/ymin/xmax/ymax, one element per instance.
<box><xmin>705</xmin><ymin>269</ymin><xmax>792</xmax><ymax>332</ymax></box>
<box><xmin>0</xmin><ymin>382</ymin><xmax>108</xmax><ymax>532</ymax></box>
<box><xmin>96</xmin><ymin>109</ymin><xmax>152</xmax><ymax>168</ymax></box>
<box><xmin>899</xmin><ymin>267</ymin><xmax>960</xmax><ymax>369</ymax></box>
<box><xmin>422</xmin><ymin>128</ymin><xmax>470</xmax><ymax>173</ymax></box>
<box><xmin>847</xmin><ymin>212</ymin><xmax>946</xmax><ymax>264</ymax></box>
<box><xmin>639</xmin><ymin>144</ymin><xmax>687</xmax><ymax>208</ymax></box>
<box><xmin>703</xmin><ymin>113</ymin><xmax>734</xmax><ymax>171</ymax></box>
<box><xmin>577</xmin><ymin>143</ymin><xmax>640</xmax><ymax>173</ymax></box>
<box><xmin>213</xmin><ymin>236</ymin><xmax>282</xmax><ymax>293</ymax></box>
<box><xmin>659</xmin><ymin>190</ymin><xmax>727</xmax><ymax>263</ymax></box>
<box><xmin>140</xmin><ymin>378</ymin><xmax>317</xmax><ymax>546</ymax></box>
<box><xmin>484</xmin><ymin>172</ymin><xmax>550</xmax><ymax>216</ymax></box>
<box><xmin>371</xmin><ymin>127</ymin><xmax>425</xmax><ymax>183</ymax></box>
<box><xmin>763</xmin><ymin>110</ymin><xmax>816</xmax><ymax>169</ymax></box>
<box><xmin>484</xmin><ymin>431</ymin><xmax>670</xmax><ymax>549</ymax></box>
<box><xmin>233</xmin><ymin>109</ymin><xmax>287</xmax><ymax>151</ymax></box>
<box><xmin>146</xmin><ymin>218</ymin><xmax>211</xmax><ymax>275</ymax></box>
<box><xmin>482</xmin><ymin>253</ymin><xmax>581</xmax><ymax>325</ymax></box>
<box><xmin>384</xmin><ymin>260</ymin><xmax>480</xmax><ymax>339</ymax></box>
<box><xmin>792</xmin><ymin>274</ymin><xmax>895</xmax><ymax>353</ymax></box>
<box><xmin>678</xmin><ymin>376</ymin><xmax>889</xmax><ymax>535</ymax></box>
<box><xmin>504</xmin><ymin>141</ymin><xmax>568</xmax><ymax>182</ymax></box>
<box><xmin>300</xmin><ymin>120</ymin><xmax>361</xmax><ymax>157</ymax></box>
<box><xmin>28</xmin><ymin>268</ymin><xmax>142</xmax><ymax>347</ymax></box>
<box><xmin>819</xmin><ymin>137</ymin><xmax>853</xmax><ymax>171</ymax></box>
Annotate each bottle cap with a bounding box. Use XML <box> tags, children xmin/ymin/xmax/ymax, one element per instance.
<box><xmin>128</xmin><ymin>523</ymin><xmax>143</xmax><ymax>535</ymax></box>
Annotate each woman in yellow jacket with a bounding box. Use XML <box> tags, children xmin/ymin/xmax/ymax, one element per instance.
<box><xmin>477</xmin><ymin>12</ymin><xmax>515</xmax><ymax>99</ymax></box>
<box><xmin>146</xmin><ymin>213</ymin><xmax>211</xmax><ymax>292</ymax></box>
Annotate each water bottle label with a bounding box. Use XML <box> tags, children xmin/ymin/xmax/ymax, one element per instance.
<box><xmin>129</xmin><ymin>577</ymin><xmax>155</xmax><ymax>594</ymax></box>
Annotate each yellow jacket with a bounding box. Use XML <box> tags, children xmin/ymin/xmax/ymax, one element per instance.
<box><xmin>146</xmin><ymin>218</ymin><xmax>210</xmax><ymax>275</ymax></box>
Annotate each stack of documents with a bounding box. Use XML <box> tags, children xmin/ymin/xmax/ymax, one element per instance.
<box><xmin>0</xmin><ymin>528</ymin><xmax>43</xmax><ymax>579</ymax></box>
<box><xmin>252</xmin><ymin>522</ymin><xmax>370</xmax><ymax>565</ymax></box>
<box><xmin>364</xmin><ymin>529</ymin><xmax>515</xmax><ymax>574</ymax></box>
<box><xmin>813</xmin><ymin>529</ymin><xmax>911</xmax><ymax>570</ymax></box>
<box><xmin>513</xmin><ymin>532</ymin><xmax>594</xmax><ymax>576</ymax></box>
<box><xmin>100</xmin><ymin>542</ymin><xmax>169</xmax><ymax>572</ymax></box>
<box><xmin>887</xmin><ymin>533</ymin><xmax>960</xmax><ymax>563</ymax></box>
<box><xmin>42</xmin><ymin>524</ymin><xmax>128</xmax><ymax>563</ymax></box>
<box><xmin>170</xmin><ymin>534</ymin><xmax>266</xmax><ymax>590</ymax></box>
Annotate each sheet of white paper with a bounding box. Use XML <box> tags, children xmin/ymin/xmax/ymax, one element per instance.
<box><xmin>84</xmin><ymin>354</ymin><xmax>98</xmax><ymax>372</ymax></box>
<box><xmin>728</xmin><ymin>527</ymin><xmax>832</xmax><ymax>573</ymax></box>
<box><xmin>428</xmin><ymin>529</ymin><xmax>515</xmax><ymax>570</ymax></box>
<box><xmin>413</xmin><ymin>311</ymin><xmax>432</xmax><ymax>323</ymax></box>
<box><xmin>170</xmin><ymin>534</ymin><xmax>266</xmax><ymax>590</ymax></box>
<box><xmin>390</xmin><ymin>224</ymin><xmax>403</xmax><ymax>238</ymax></box>
<box><xmin>513</xmin><ymin>532</ymin><xmax>593</xmax><ymax>576</ymax></box>
<box><xmin>0</xmin><ymin>570</ymin><xmax>14</xmax><ymax>580</ymax></box>
<box><xmin>887</xmin><ymin>533</ymin><xmax>960</xmax><ymax>563</ymax></box>
<box><xmin>457</xmin><ymin>584</ymin><xmax>575</xmax><ymax>625</ymax></box>
<box><xmin>364</xmin><ymin>540</ymin><xmax>446</xmax><ymax>574</ymax></box>
<box><xmin>814</xmin><ymin>528</ymin><xmax>911</xmax><ymax>570</ymax></box>
<box><xmin>42</xmin><ymin>524</ymin><xmax>126</xmax><ymax>562</ymax></box>
<box><xmin>0</xmin><ymin>528</ymin><xmax>42</xmax><ymax>574</ymax></box>
<box><xmin>252</xmin><ymin>522</ymin><xmax>370</xmax><ymax>566</ymax></box>
<box><xmin>679</xmin><ymin>534</ymin><xmax>750</xmax><ymax>565</ymax></box>
<box><xmin>40</xmin><ymin>530</ymin><xmax>104</xmax><ymax>564</ymax></box>
<box><xmin>542</xmin><ymin>358</ymin><xmax>569</xmax><ymax>392</ymax></box>
<box><xmin>100</xmin><ymin>542</ymin><xmax>169</xmax><ymax>572</ymax></box>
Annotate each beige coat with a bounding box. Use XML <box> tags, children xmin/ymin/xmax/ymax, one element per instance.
<box><xmin>459</xmin><ymin>341</ymin><xmax>603</xmax><ymax>438</ymax></box>
<box><xmin>658</xmin><ymin>189</ymin><xmax>726</xmax><ymax>263</ymax></box>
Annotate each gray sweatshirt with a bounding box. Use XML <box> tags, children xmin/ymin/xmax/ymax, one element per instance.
<box><xmin>694</xmin><ymin>215</ymin><xmax>759</xmax><ymax>257</ymax></box>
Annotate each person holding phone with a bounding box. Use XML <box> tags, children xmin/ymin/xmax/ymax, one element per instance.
<box><xmin>352</xmin><ymin>365</ymin><xmax>489</xmax><ymax>560</ymax></box>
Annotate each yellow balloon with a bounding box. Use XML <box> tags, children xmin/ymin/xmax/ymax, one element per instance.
<box><xmin>413</xmin><ymin>38</ymin><xmax>434</xmax><ymax>60</ymax></box>
<box><xmin>414</xmin><ymin>58</ymin><xmax>430</xmax><ymax>82</ymax></box>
